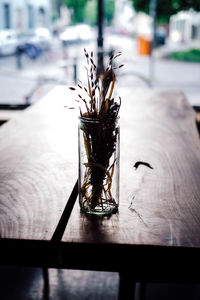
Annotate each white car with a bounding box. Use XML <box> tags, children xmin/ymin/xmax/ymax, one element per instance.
<box><xmin>34</xmin><ymin>27</ymin><xmax>52</xmax><ymax>50</ymax></box>
<box><xmin>60</xmin><ymin>24</ymin><xmax>94</xmax><ymax>46</ymax></box>
<box><xmin>0</xmin><ymin>30</ymin><xmax>18</xmax><ymax>56</ymax></box>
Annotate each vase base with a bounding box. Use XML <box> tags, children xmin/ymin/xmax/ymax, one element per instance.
<box><xmin>81</xmin><ymin>200</ymin><xmax>118</xmax><ymax>216</ymax></box>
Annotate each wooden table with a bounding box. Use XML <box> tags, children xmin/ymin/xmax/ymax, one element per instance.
<box><xmin>0</xmin><ymin>86</ymin><xmax>200</xmax><ymax>299</ymax></box>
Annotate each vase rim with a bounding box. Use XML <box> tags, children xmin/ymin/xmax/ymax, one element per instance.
<box><xmin>78</xmin><ymin>116</ymin><xmax>120</xmax><ymax>123</ymax></box>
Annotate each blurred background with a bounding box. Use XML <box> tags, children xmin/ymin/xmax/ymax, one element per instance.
<box><xmin>0</xmin><ymin>0</ymin><xmax>200</xmax><ymax>114</ymax></box>
<box><xmin>0</xmin><ymin>1</ymin><xmax>200</xmax><ymax>299</ymax></box>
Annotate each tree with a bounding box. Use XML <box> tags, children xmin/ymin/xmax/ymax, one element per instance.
<box><xmin>104</xmin><ymin>0</ymin><xmax>115</xmax><ymax>25</ymax></box>
<box><xmin>62</xmin><ymin>0</ymin><xmax>88</xmax><ymax>24</ymax></box>
<box><xmin>63</xmin><ymin>0</ymin><xmax>115</xmax><ymax>25</ymax></box>
<box><xmin>84</xmin><ymin>0</ymin><xmax>97</xmax><ymax>25</ymax></box>
<box><xmin>132</xmin><ymin>0</ymin><xmax>200</xmax><ymax>23</ymax></box>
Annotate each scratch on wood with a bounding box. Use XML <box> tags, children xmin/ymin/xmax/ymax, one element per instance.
<box><xmin>128</xmin><ymin>195</ymin><xmax>135</xmax><ymax>209</ymax></box>
<box><xmin>129</xmin><ymin>197</ymin><xmax>148</xmax><ymax>227</ymax></box>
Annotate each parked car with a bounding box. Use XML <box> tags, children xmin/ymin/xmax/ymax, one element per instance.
<box><xmin>59</xmin><ymin>24</ymin><xmax>93</xmax><ymax>46</ymax></box>
<box><xmin>34</xmin><ymin>27</ymin><xmax>52</xmax><ymax>50</ymax></box>
<box><xmin>0</xmin><ymin>30</ymin><xmax>18</xmax><ymax>56</ymax></box>
<box><xmin>17</xmin><ymin>27</ymin><xmax>52</xmax><ymax>59</ymax></box>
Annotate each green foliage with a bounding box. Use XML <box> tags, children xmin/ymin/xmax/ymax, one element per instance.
<box><xmin>63</xmin><ymin>0</ymin><xmax>115</xmax><ymax>25</ymax></box>
<box><xmin>132</xmin><ymin>0</ymin><xmax>200</xmax><ymax>23</ymax></box>
<box><xmin>104</xmin><ymin>0</ymin><xmax>115</xmax><ymax>25</ymax></box>
<box><xmin>84</xmin><ymin>0</ymin><xmax>97</xmax><ymax>25</ymax></box>
<box><xmin>170</xmin><ymin>49</ymin><xmax>200</xmax><ymax>62</ymax></box>
<box><xmin>62</xmin><ymin>0</ymin><xmax>88</xmax><ymax>24</ymax></box>
<box><xmin>133</xmin><ymin>0</ymin><xmax>149</xmax><ymax>14</ymax></box>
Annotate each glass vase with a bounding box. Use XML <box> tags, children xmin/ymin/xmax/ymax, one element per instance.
<box><xmin>78</xmin><ymin>116</ymin><xmax>120</xmax><ymax>215</ymax></box>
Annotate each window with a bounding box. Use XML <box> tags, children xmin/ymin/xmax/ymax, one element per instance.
<box><xmin>28</xmin><ymin>5</ymin><xmax>34</xmax><ymax>29</ymax></box>
<box><xmin>38</xmin><ymin>7</ymin><xmax>45</xmax><ymax>27</ymax></box>
<box><xmin>16</xmin><ymin>8</ymin><xmax>23</xmax><ymax>29</ymax></box>
<box><xmin>4</xmin><ymin>4</ymin><xmax>10</xmax><ymax>29</ymax></box>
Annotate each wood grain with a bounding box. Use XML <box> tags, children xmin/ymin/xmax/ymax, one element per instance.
<box><xmin>0</xmin><ymin>86</ymin><xmax>78</xmax><ymax>241</ymax></box>
<box><xmin>62</xmin><ymin>88</ymin><xmax>200</xmax><ymax>250</ymax></box>
<box><xmin>1</xmin><ymin>86</ymin><xmax>200</xmax><ymax>277</ymax></box>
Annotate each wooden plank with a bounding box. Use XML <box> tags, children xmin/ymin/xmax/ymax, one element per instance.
<box><xmin>0</xmin><ymin>86</ymin><xmax>78</xmax><ymax>242</ymax></box>
<box><xmin>62</xmin><ymin>88</ymin><xmax>200</xmax><ymax>251</ymax></box>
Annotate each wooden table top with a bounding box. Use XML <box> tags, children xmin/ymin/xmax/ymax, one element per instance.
<box><xmin>0</xmin><ymin>86</ymin><xmax>200</xmax><ymax>281</ymax></box>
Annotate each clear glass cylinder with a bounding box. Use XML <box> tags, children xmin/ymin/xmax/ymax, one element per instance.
<box><xmin>78</xmin><ymin>116</ymin><xmax>120</xmax><ymax>215</ymax></box>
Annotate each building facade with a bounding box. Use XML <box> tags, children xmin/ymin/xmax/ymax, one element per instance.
<box><xmin>169</xmin><ymin>9</ymin><xmax>200</xmax><ymax>43</ymax></box>
<box><xmin>0</xmin><ymin>0</ymin><xmax>51</xmax><ymax>32</ymax></box>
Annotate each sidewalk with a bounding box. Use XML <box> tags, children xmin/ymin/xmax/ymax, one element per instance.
<box><xmin>0</xmin><ymin>37</ymin><xmax>199</xmax><ymax>106</ymax></box>
<box><xmin>119</xmin><ymin>55</ymin><xmax>200</xmax><ymax>106</ymax></box>
<box><xmin>0</xmin><ymin>54</ymin><xmax>74</xmax><ymax>105</ymax></box>
<box><xmin>113</xmin><ymin>38</ymin><xmax>200</xmax><ymax>106</ymax></box>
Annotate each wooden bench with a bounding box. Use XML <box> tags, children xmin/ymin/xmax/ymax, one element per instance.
<box><xmin>0</xmin><ymin>86</ymin><xmax>200</xmax><ymax>299</ymax></box>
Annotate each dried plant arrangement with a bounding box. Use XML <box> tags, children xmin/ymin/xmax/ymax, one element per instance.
<box><xmin>69</xmin><ymin>49</ymin><xmax>123</xmax><ymax>215</ymax></box>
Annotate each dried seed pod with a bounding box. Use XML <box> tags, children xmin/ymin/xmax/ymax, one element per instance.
<box><xmin>113</xmin><ymin>52</ymin><xmax>122</xmax><ymax>60</ymax></box>
<box><xmin>109</xmin><ymin>54</ymin><xmax>114</xmax><ymax>61</ymax></box>
<box><xmin>68</xmin><ymin>49</ymin><xmax>123</xmax><ymax>118</ymax></box>
<box><xmin>84</xmin><ymin>48</ymin><xmax>89</xmax><ymax>58</ymax></box>
<box><xmin>90</xmin><ymin>58</ymin><xmax>94</xmax><ymax>66</ymax></box>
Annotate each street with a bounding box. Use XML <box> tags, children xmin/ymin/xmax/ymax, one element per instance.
<box><xmin>0</xmin><ymin>34</ymin><xmax>200</xmax><ymax>106</ymax></box>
